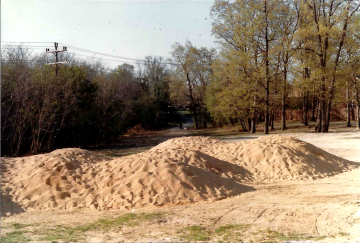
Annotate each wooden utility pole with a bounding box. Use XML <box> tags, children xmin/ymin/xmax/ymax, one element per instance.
<box><xmin>46</xmin><ymin>42</ymin><xmax>68</xmax><ymax>76</ymax></box>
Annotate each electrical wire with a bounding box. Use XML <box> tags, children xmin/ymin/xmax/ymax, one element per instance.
<box><xmin>59</xmin><ymin>43</ymin><xmax>146</xmax><ymax>62</ymax></box>
<box><xmin>67</xmin><ymin>52</ymin><xmax>140</xmax><ymax>64</ymax></box>
<box><xmin>1</xmin><ymin>41</ymin><xmax>54</xmax><ymax>44</ymax></box>
<box><xmin>1</xmin><ymin>41</ymin><xmax>211</xmax><ymax>67</ymax></box>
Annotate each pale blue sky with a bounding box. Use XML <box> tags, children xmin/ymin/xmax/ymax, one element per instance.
<box><xmin>2</xmin><ymin>0</ymin><xmax>217</xmax><ymax>68</ymax></box>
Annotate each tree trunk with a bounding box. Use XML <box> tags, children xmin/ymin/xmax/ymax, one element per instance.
<box><xmin>311</xmin><ymin>92</ymin><xmax>316</xmax><ymax>121</ymax></box>
<box><xmin>186</xmin><ymin>72</ymin><xmax>199</xmax><ymax>129</ymax></box>
<box><xmin>240</xmin><ymin>118</ymin><xmax>248</xmax><ymax>132</ymax></box>
<box><xmin>325</xmin><ymin>5</ymin><xmax>350</xmax><ymax>132</ymax></box>
<box><xmin>315</xmin><ymin>100</ymin><xmax>322</xmax><ymax>132</ymax></box>
<box><xmin>250</xmin><ymin>113</ymin><xmax>256</xmax><ymax>133</ymax></box>
<box><xmin>282</xmin><ymin>62</ymin><xmax>287</xmax><ymax>130</ymax></box>
<box><xmin>320</xmin><ymin>78</ymin><xmax>328</xmax><ymax>132</ymax></box>
<box><xmin>264</xmin><ymin>0</ymin><xmax>269</xmax><ymax>135</ymax></box>
<box><xmin>346</xmin><ymin>80</ymin><xmax>351</xmax><ymax>127</ymax></box>
<box><xmin>303</xmin><ymin>92</ymin><xmax>309</xmax><ymax>125</ymax></box>
<box><xmin>265</xmin><ymin>93</ymin><xmax>269</xmax><ymax>134</ymax></box>
<box><xmin>250</xmin><ymin>93</ymin><xmax>257</xmax><ymax>133</ymax></box>
<box><xmin>192</xmin><ymin>108</ymin><xmax>199</xmax><ymax>130</ymax></box>
<box><xmin>325</xmin><ymin>99</ymin><xmax>331</xmax><ymax>132</ymax></box>
<box><xmin>202</xmin><ymin>107</ymin><xmax>208</xmax><ymax>128</ymax></box>
<box><xmin>358</xmin><ymin>102</ymin><xmax>360</xmax><ymax>130</ymax></box>
<box><xmin>354</xmin><ymin>77</ymin><xmax>360</xmax><ymax>130</ymax></box>
<box><xmin>248</xmin><ymin>118</ymin><xmax>252</xmax><ymax>132</ymax></box>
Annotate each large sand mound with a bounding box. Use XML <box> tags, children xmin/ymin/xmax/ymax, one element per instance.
<box><xmin>1</xmin><ymin>148</ymin><xmax>252</xmax><ymax>211</ymax></box>
<box><xmin>1</xmin><ymin>135</ymin><xmax>357</xmax><ymax>212</ymax></box>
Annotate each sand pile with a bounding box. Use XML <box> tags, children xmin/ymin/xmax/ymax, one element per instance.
<box><xmin>1</xmin><ymin>148</ymin><xmax>252</xmax><ymax>211</ymax></box>
<box><xmin>152</xmin><ymin>136</ymin><xmax>227</xmax><ymax>152</ymax></box>
<box><xmin>211</xmin><ymin>135</ymin><xmax>356</xmax><ymax>181</ymax></box>
<box><xmin>156</xmin><ymin>135</ymin><xmax>357</xmax><ymax>182</ymax></box>
<box><xmin>1</xmin><ymin>135</ymin><xmax>357</xmax><ymax>212</ymax></box>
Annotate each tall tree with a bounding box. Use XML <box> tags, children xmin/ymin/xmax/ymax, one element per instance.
<box><xmin>171</xmin><ymin>41</ymin><xmax>216</xmax><ymax>129</ymax></box>
<box><xmin>211</xmin><ymin>0</ymin><xmax>284</xmax><ymax>134</ymax></box>
<box><xmin>299</xmin><ymin>0</ymin><xmax>360</xmax><ymax>132</ymax></box>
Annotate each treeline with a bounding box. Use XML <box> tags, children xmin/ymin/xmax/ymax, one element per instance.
<box><xmin>2</xmin><ymin>0</ymin><xmax>360</xmax><ymax>156</ymax></box>
<box><xmin>207</xmin><ymin>0</ymin><xmax>360</xmax><ymax>133</ymax></box>
<box><xmin>1</xmin><ymin>48</ymin><xmax>175</xmax><ymax>156</ymax></box>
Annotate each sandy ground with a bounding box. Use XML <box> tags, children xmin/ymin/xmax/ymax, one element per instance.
<box><xmin>1</xmin><ymin>131</ymin><xmax>359</xmax><ymax>242</ymax></box>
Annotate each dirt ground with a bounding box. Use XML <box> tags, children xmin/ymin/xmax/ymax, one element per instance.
<box><xmin>1</xmin><ymin>131</ymin><xmax>359</xmax><ymax>242</ymax></box>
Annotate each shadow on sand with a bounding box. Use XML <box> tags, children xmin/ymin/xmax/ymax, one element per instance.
<box><xmin>1</xmin><ymin>191</ymin><xmax>25</xmax><ymax>217</ymax></box>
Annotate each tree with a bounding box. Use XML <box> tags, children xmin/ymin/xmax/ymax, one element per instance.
<box><xmin>277</xmin><ymin>0</ymin><xmax>301</xmax><ymax>130</ymax></box>
<box><xmin>171</xmin><ymin>41</ymin><xmax>216</xmax><ymax>129</ymax></box>
<box><xmin>299</xmin><ymin>0</ymin><xmax>360</xmax><ymax>132</ymax></box>
<box><xmin>345</xmin><ymin>12</ymin><xmax>360</xmax><ymax>128</ymax></box>
<box><xmin>211</xmin><ymin>0</ymin><xmax>284</xmax><ymax>134</ymax></box>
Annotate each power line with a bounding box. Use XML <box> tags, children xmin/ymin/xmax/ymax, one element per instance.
<box><xmin>2</xmin><ymin>42</ymin><xmax>148</xmax><ymax>63</ymax></box>
<box><xmin>1</xmin><ymin>41</ymin><xmax>54</xmax><ymax>44</ymax></box>
<box><xmin>1</xmin><ymin>46</ymin><xmax>54</xmax><ymax>50</ymax></box>
<box><xmin>68</xmin><ymin>52</ymin><xmax>140</xmax><ymax>64</ymax></box>
<box><xmin>59</xmin><ymin>43</ymin><xmax>146</xmax><ymax>62</ymax></box>
<box><xmin>2</xmin><ymin>41</ymin><xmax>211</xmax><ymax>67</ymax></box>
<box><xmin>2</xmin><ymin>45</ymin><xmax>54</xmax><ymax>47</ymax></box>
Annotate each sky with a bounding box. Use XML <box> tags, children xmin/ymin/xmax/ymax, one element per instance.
<box><xmin>2</xmin><ymin>0</ymin><xmax>217</xmax><ymax>68</ymax></box>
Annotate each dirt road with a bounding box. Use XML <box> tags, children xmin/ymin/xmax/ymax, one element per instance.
<box><xmin>1</xmin><ymin>132</ymin><xmax>359</xmax><ymax>242</ymax></box>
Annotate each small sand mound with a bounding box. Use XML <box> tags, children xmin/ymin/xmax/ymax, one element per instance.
<box><xmin>212</xmin><ymin>135</ymin><xmax>357</xmax><ymax>181</ymax></box>
<box><xmin>1</xmin><ymin>148</ymin><xmax>114</xmax><ymax>210</ymax></box>
<box><xmin>154</xmin><ymin>135</ymin><xmax>357</xmax><ymax>181</ymax></box>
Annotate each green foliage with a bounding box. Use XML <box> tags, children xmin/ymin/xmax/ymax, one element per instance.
<box><xmin>1</xmin><ymin>230</ymin><xmax>31</xmax><ymax>243</ymax></box>
<box><xmin>263</xmin><ymin>229</ymin><xmax>326</xmax><ymax>242</ymax></box>
<box><xmin>2</xmin><ymin>213</ymin><xmax>165</xmax><ymax>242</ymax></box>
<box><xmin>38</xmin><ymin>213</ymin><xmax>163</xmax><ymax>242</ymax></box>
<box><xmin>11</xmin><ymin>223</ymin><xmax>32</xmax><ymax>230</ymax></box>
<box><xmin>208</xmin><ymin>0</ymin><xmax>360</xmax><ymax>132</ymax></box>
<box><xmin>177</xmin><ymin>225</ymin><xmax>211</xmax><ymax>241</ymax></box>
<box><xmin>214</xmin><ymin>224</ymin><xmax>250</xmax><ymax>241</ymax></box>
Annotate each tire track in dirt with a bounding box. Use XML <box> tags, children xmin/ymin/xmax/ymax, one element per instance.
<box><xmin>210</xmin><ymin>202</ymin><xmax>255</xmax><ymax>231</ymax></box>
<box><xmin>316</xmin><ymin>208</ymin><xmax>332</xmax><ymax>236</ymax></box>
<box><xmin>210</xmin><ymin>206</ymin><xmax>238</xmax><ymax>231</ymax></box>
<box><xmin>268</xmin><ymin>207</ymin><xmax>288</xmax><ymax>232</ymax></box>
<box><xmin>249</xmin><ymin>206</ymin><xmax>276</xmax><ymax>231</ymax></box>
<box><xmin>316</xmin><ymin>205</ymin><xmax>345</xmax><ymax>237</ymax></box>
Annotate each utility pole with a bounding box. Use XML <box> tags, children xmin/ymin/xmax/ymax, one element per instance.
<box><xmin>46</xmin><ymin>42</ymin><xmax>69</xmax><ymax>76</ymax></box>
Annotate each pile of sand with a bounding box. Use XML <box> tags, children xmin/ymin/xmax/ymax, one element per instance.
<box><xmin>155</xmin><ymin>135</ymin><xmax>356</xmax><ymax>181</ymax></box>
<box><xmin>1</xmin><ymin>148</ymin><xmax>252</xmax><ymax>211</ymax></box>
<box><xmin>1</xmin><ymin>135</ymin><xmax>357</xmax><ymax>212</ymax></box>
<box><xmin>210</xmin><ymin>135</ymin><xmax>356</xmax><ymax>181</ymax></box>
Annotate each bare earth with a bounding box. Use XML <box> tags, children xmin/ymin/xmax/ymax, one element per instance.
<box><xmin>1</xmin><ymin>131</ymin><xmax>359</xmax><ymax>242</ymax></box>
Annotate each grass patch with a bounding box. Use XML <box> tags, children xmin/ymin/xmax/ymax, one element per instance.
<box><xmin>338</xmin><ymin>231</ymin><xmax>350</xmax><ymax>237</ymax></box>
<box><xmin>9</xmin><ymin>213</ymin><xmax>164</xmax><ymax>242</ymax></box>
<box><xmin>38</xmin><ymin>226</ymin><xmax>80</xmax><ymax>242</ymax></box>
<box><xmin>215</xmin><ymin>224</ymin><xmax>250</xmax><ymax>241</ymax></box>
<box><xmin>177</xmin><ymin>224</ymin><xmax>327</xmax><ymax>242</ymax></box>
<box><xmin>264</xmin><ymin>230</ymin><xmax>326</xmax><ymax>242</ymax></box>
<box><xmin>177</xmin><ymin>225</ymin><xmax>211</xmax><ymax>241</ymax></box>
<box><xmin>1</xmin><ymin>230</ymin><xmax>30</xmax><ymax>243</ymax></box>
<box><xmin>11</xmin><ymin>223</ymin><xmax>32</xmax><ymax>230</ymax></box>
<box><xmin>82</xmin><ymin>212</ymin><xmax>163</xmax><ymax>229</ymax></box>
